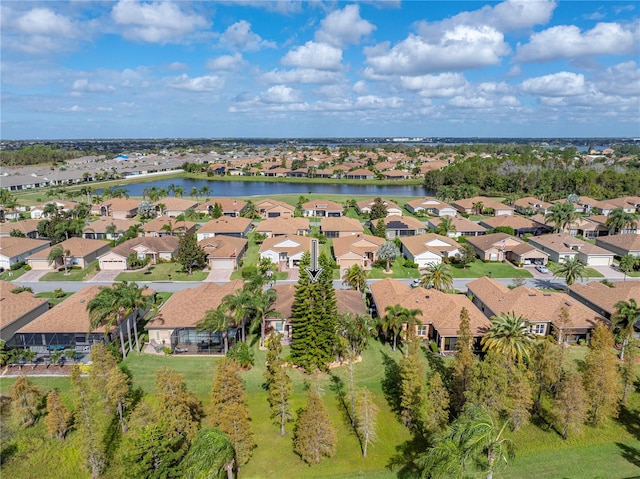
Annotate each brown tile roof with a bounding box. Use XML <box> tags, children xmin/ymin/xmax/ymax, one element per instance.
<box><xmin>146</xmin><ymin>281</ymin><xmax>244</xmax><ymax>329</ymax></box>
<box><xmin>453</xmin><ymin>196</ymin><xmax>513</xmax><ymax>212</ymax></box>
<box><xmin>199</xmin><ymin>235</ymin><xmax>248</xmax><ymax>259</ymax></box>
<box><xmin>28</xmin><ymin>237</ymin><xmax>110</xmax><ymax>259</ymax></box>
<box><xmin>382</xmin><ymin>215</ymin><xmax>426</xmax><ymax>230</ymax></box>
<box><xmin>259</xmin><ymin>235</ymin><xmax>312</xmax><ymax>257</ymax></box>
<box><xmin>467</xmin><ymin>277</ymin><xmax>607</xmax><ymax>330</ymax></box>
<box><xmin>255</xmin><ymin>217</ymin><xmax>310</xmax><ymax>235</ymax></box>
<box><xmin>466</xmin><ymin>232</ymin><xmax>521</xmax><ymax>251</ymax></box>
<box><xmin>0</xmin><ymin>219</ymin><xmax>41</xmax><ymax>236</ymax></box>
<box><xmin>255</xmin><ymin>198</ymin><xmax>295</xmax><ymax>212</ymax></box>
<box><xmin>480</xmin><ymin>215</ymin><xmax>538</xmax><ymax>230</ymax></box>
<box><xmin>103</xmin><ymin>197</ymin><xmax>141</xmax><ymax>211</ymax></box>
<box><xmin>332</xmin><ymin>234</ymin><xmax>385</xmax><ymax>258</ymax></box>
<box><xmin>357</xmin><ymin>198</ymin><xmax>401</xmax><ymax>211</ymax></box>
<box><xmin>569</xmin><ymin>281</ymin><xmax>640</xmax><ymax>317</ymax></box>
<box><xmin>84</xmin><ymin>217</ymin><xmax>139</xmax><ymax>234</ymax></box>
<box><xmin>406</xmin><ymin>197</ymin><xmax>455</xmax><ymax>211</ymax></box>
<box><xmin>320</xmin><ymin>217</ymin><xmax>364</xmax><ymax>233</ymax></box>
<box><xmin>197</xmin><ymin>217</ymin><xmax>252</xmax><ymax>234</ymax></box>
<box><xmin>596</xmin><ymin>234</ymin><xmax>640</xmax><ymax>252</ymax></box>
<box><xmin>154</xmin><ymin>197</ymin><xmax>198</xmax><ymax>211</ymax></box>
<box><xmin>269</xmin><ymin>284</ymin><xmax>366</xmax><ymax>319</ymax></box>
<box><xmin>143</xmin><ymin>215</ymin><xmax>197</xmax><ymax>233</ymax></box>
<box><xmin>108</xmin><ymin>236</ymin><xmax>180</xmax><ymax>258</ymax></box>
<box><xmin>400</xmin><ymin>233</ymin><xmax>460</xmax><ymax>257</ymax></box>
<box><xmin>428</xmin><ymin>215</ymin><xmax>487</xmax><ymax>233</ymax></box>
<box><xmin>513</xmin><ymin>196</ymin><xmax>552</xmax><ymax>210</ymax></box>
<box><xmin>301</xmin><ymin>200</ymin><xmax>343</xmax><ymax>212</ymax></box>
<box><xmin>0</xmin><ymin>280</ymin><xmax>48</xmax><ymax>332</ymax></box>
<box><xmin>370</xmin><ymin>278</ymin><xmax>490</xmax><ymax>336</ymax></box>
<box><xmin>529</xmin><ymin>233</ymin><xmax>612</xmax><ymax>256</ymax></box>
<box><xmin>195</xmin><ymin>198</ymin><xmax>247</xmax><ymax>214</ymax></box>
<box><xmin>0</xmin><ymin>237</ymin><xmax>50</xmax><ymax>259</ymax></box>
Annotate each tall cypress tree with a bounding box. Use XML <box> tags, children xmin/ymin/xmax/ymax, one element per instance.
<box><xmin>290</xmin><ymin>252</ymin><xmax>338</xmax><ymax>372</ymax></box>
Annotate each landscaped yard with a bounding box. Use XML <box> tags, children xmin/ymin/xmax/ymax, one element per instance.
<box><xmin>367</xmin><ymin>257</ymin><xmax>421</xmax><ymax>279</ymax></box>
<box><xmin>34</xmin><ymin>290</ymin><xmax>73</xmax><ymax>306</ymax></box>
<box><xmin>451</xmin><ymin>260</ymin><xmax>533</xmax><ymax>278</ymax></box>
<box><xmin>115</xmin><ymin>262</ymin><xmax>208</xmax><ymax>281</ymax></box>
<box><xmin>39</xmin><ymin>261</ymin><xmax>99</xmax><ymax>282</ymax></box>
<box><xmin>546</xmin><ymin>261</ymin><xmax>604</xmax><ymax>279</ymax></box>
<box><xmin>0</xmin><ymin>265</ymin><xmax>29</xmax><ymax>281</ymax></box>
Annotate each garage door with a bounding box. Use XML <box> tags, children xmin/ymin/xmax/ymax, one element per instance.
<box><xmin>587</xmin><ymin>256</ymin><xmax>612</xmax><ymax>266</ymax></box>
<box><xmin>212</xmin><ymin>259</ymin><xmax>235</xmax><ymax>269</ymax></box>
<box><xmin>99</xmin><ymin>259</ymin><xmax>126</xmax><ymax>270</ymax></box>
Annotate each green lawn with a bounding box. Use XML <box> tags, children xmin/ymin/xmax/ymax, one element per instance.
<box><xmin>39</xmin><ymin>261</ymin><xmax>99</xmax><ymax>282</ymax></box>
<box><xmin>115</xmin><ymin>262</ymin><xmax>208</xmax><ymax>281</ymax></box>
<box><xmin>367</xmin><ymin>257</ymin><xmax>421</xmax><ymax>279</ymax></box>
<box><xmin>451</xmin><ymin>260</ymin><xmax>533</xmax><ymax>278</ymax></box>
<box><xmin>34</xmin><ymin>291</ymin><xmax>73</xmax><ymax>306</ymax></box>
<box><xmin>546</xmin><ymin>261</ymin><xmax>604</xmax><ymax>279</ymax></box>
<box><xmin>0</xmin><ymin>265</ymin><xmax>29</xmax><ymax>281</ymax></box>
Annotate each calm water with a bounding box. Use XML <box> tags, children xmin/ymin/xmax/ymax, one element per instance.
<box><xmin>103</xmin><ymin>178</ymin><xmax>432</xmax><ymax>198</ymax></box>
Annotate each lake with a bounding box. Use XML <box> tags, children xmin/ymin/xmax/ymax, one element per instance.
<box><xmin>101</xmin><ymin>178</ymin><xmax>433</xmax><ymax>198</ymax></box>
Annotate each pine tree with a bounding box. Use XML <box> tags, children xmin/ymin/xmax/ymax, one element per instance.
<box><xmin>621</xmin><ymin>338</ymin><xmax>639</xmax><ymax>404</ymax></box>
<box><xmin>209</xmin><ymin>359</ymin><xmax>255</xmax><ymax>466</ymax></box>
<box><xmin>583</xmin><ymin>323</ymin><xmax>620</xmax><ymax>425</ymax></box>
<box><xmin>107</xmin><ymin>367</ymin><xmax>131</xmax><ymax>433</ymax></box>
<box><xmin>290</xmin><ymin>252</ymin><xmax>338</xmax><ymax>372</ymax></box>
<box><xmin>269</xmin><ymin>363</ymin><xmax>293</xmax><ymax>436</ymax></box>
<box><xmin>156</xmin><ymin>368</ymin><xmax>202</xmax><ymax>444</ymax></box>
<box><xmin>450</xmin><ymin>307</ymin><xmax>477</xmax><ymax>416</ymax></box>
<box><xmin>294</xmin><ymin>387</ymin><xmax>337</xmax><ymax>464</ymax></box>
<box><xmin>465</xmin><ymin>351</ymin><xmax>509</xmax><ymax>419</ymax></box>
<box><xmin>10</xmin><ymin>374</ymin><xmax>41</xmax><ymax>428</ymax></box>
<box><xmin>553</xmin><ymin>371</ymin><xmax>587</xmax><ymax>439</ymax></box>
<box><xmin>212</xmin><ymin>202</ymin><xmax>223</xmax><ymax>218</ymax></box>
<box><xmin>424</xmin><ymin>372</ymin><xmax>450</xmax><ymax>433</ymax></box>
<box><xmin>175</xmin><ymin>232</ymin><xmax>206</xmax><ymax>275</ymax></box>
<box><xmin>504</xmin><ymin>364</ymin><xmax>533</xmax><ymax>431</ymax></box>
<box><xmin>44</xmin><ymin>389</ymin><xmax>72</xmax><ymax>440</ymax></box>
<box><xmin>399</xmin><ymin>338</ymin><xmax>426</xmax><ymax>431</ymax></box>
<box><xmin>355</xmin><ymin>387</ymin><xmax>379</xmax><ymax>458</ymax></box>
<box><xmin>370</xmin><ymin>197</ymin><xmax>388</xmax><ymax>220</ymax></box>
<box><xmin>373</xmin><ymin>218</ymin><xmax>387</xmax><ymax>238</ymax></box>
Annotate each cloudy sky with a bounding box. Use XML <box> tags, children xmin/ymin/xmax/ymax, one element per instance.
<box><xmin>2</xmin><ymin>1</ymin><xmax>639</xmax><ymax>139</ymax></box>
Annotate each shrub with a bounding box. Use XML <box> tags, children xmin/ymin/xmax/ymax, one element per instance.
<box><xmin>241</xmin><ymin>265</ymin><xmax>258</xmax><ymax>279</ymax></box>
<box><xmin>53</xmin><ymin>288</ymin><xmax>65</xmax><ymax>298</ymax></box>
<box><xmin>226</xmin><ymin>342</ymin><xmax>254</xmax><ymax>368</ymax></box>
<box><xmin>10</xmin><ymin>261</ymin><xmax>26</xmax><ymax>271</ymax></box>
<box><xmin>403</xmin><ymin>258</ymin><xmax>419</xmax><ymax>268</ymax></box>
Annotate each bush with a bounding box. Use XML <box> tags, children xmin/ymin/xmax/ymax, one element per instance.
<box><xmin>53</xmin><ymin>288</ymin><xmax>65</xmax><ymax>298</ymax></box>
<box><xmin>226</xmin><ymin>342</ymin><xmax>254</xmax><ymax>368</ymax></box>
<box><xmin>403</xmin><ymin>258</ymin><xmax>419</xmax><ymax>268</ymax></box>
<box><xmin>241</xmin><ymin>265</ymin><xmax>258</xmax><ymax>279</ymax></box>
<box><xmin>10</xmin><ymin>261</ymin><xmax>26</xmax><ymax>271</ymax></box>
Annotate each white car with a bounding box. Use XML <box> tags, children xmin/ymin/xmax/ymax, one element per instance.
<box><xmin>411</xmin><ymin>278</ymin><xmax>422</xmax><ymax>288</ymax></box>
<box><xmin>535</xmin><ymin>265</ymin><xmax>550</xmax><ymax>274</ymax></box>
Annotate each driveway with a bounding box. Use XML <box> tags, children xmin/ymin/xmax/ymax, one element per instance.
<box><xmin>205</xmin><ymin>269</ymin><xmax>234</xmax><ymax>282</ymax></box>
<box><xmin>589</xmin><ymin>264</ymin><xmax>627</xmax><ymax>280</ymax></box>
<box><xmin>91</xmin><ymin>270</ymin><xmax>121</xmax><ymax>283</ymax></box>
<box><xmin>14</xmin><ymin>269</ymin><xmax>49</xmax><ymax>282</ymax></box>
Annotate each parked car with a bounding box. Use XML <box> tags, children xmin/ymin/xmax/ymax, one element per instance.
<box><xmin>411</xmin><ymin>278</ymin><xmax>422</xmax><ymax>288</ymax></box>
<box><xmin>535</xmin><ymin>265</ymin><xmax>550</xmax><ymax>274</ymax></box>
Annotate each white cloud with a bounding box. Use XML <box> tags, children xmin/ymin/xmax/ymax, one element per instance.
<box><xmin>16</xmin><ymin>7</ymin><xmax>75</xmax><ymax>36</ymax></box>
<box><xmin>448</xmin><ymin>96</ymin><xmax>494</xmax><ymax>108</ymax></box>
<box><xmin>400</xmin><ymin>73</ymin><xmax>468</xmax><ymax>97</ymax></box>
<box><xmin>206</xmin><ymin>53</ymin><xmax>248</xmax><ymax>72</ymax></box>
<box><xmin>520</xmin><ymin>72</ymin><xmax>586</xmax><ymax>97</ymax></box>
<box><xmin>592</xmin><ymin>61</ymin><xmax>640</xmax><ymax>96</ymax></box>
<box><xmin>111</xmin><ymin>1</ymin><xmax>209</xmax><ymax>44</ymax></box>
<box><xmin>281</xmin><ymin>41</ymin><xmax>343</xmax><ymax>71</ymax></box>
<box><xmin>220</xmin><ymin>20</ymin><xmax>276</xmax><ymax>51</ymax></box>
<box><xmin>515</xmin><ymin>22</ymin><xmax>638</xmax><ymax>62</ymax></box>
<box><xmin>315</xmin><ymin>4</ymin><xmax>376</xmax><ymax>48</ymax></box>
<box><xmin>262</xmin><ymin>68</ymin><xmax>342</xmax><ymax>84</ymax></box>
<box><xmin>168</xmin><ymin>74</ymin><xmax>224</xmax><ymax>92</ymax></box>
<box><xmin>353</xmin><ymin>81</ymin><xmax>368</xmax><ymax>95</ymax></box>
<box><xmin>261</xmin><ymin>85</ymin><xmax>302</xmax><ymax>103</ymax></box>
<box><xmin>365</xmin><ymin>26</ymin><xmax>509</xmax><ymax>75</ymax></box>
<box><xmin>72</xmin><ymin>78</ymin><xmax>115</xmax><ymax>93</ymax></box>
<box><xmin>167</xmin><ymin>62</ymin><xmax>189</xmax><ymax>71</ymax></box>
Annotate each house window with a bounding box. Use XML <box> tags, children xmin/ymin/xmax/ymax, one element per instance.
<box><xmin>530</xmin><ymin>323</ymin><xmax>546</xmax><ymax>335</ymax></box>
<box><xmin>417</xmin><ymin>325</ymin><xmax>427</xmax><ymax>336</ymax></box>
<box><xmin>489</xmin><ymin>253</ymin><xmax>498</xmax><ymax>261</ymax></box>
<box><xmin>274</xmin><ymin>321</ymin><xmax>284</xmax><ymax>332</ymax></box>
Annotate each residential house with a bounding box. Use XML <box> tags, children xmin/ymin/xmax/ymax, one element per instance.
<box><xmin>427</xmin><ymin>216</ymin><xmax>487</xmax><ymax>238</ymax></box>
<box><xmin>0</xmin><ymin>280</ymin><xmax>49</xmax><ymax>344</ymax></box>
<box><xmin>528</xmin><ymin>233</ymin><xmax>615</xmax><ymax>266</ymax></box>
<box><xmin>255</xmin><ymin>217</ymin><xmax>310</xmax><ymax>238</ymax></box>
<box><xmin>27</xmin><ymin>237</ymin><xmax>110</xmax><ymax>270</ymax></box>
<box><xmin>154</xmin><ymin>197</ymin><xmax>198</xmax><ymax>218</ymax></box>
<box><xmin>15</xmin><ymin>285</ymin><xmax>153</xmax><ymax>357</ymax></box>
<box><xmin>83</xmin><ymin>217</ymin><xmax>139</xmax><ymax>240</ymax></box>
<box><xmin>196</xmin><ymin>217</ymin><xmax>252</xmax><ymax>241</ymax></box>
<box><xmin>595</xmin><ymin>234</ymin><xmax>640</xmax><ymax>257</ymax></box>
<box><xmin>345</xmin><ymin>168</ymin><xmax>375</xmax><ymax>180</ymax></box>
<box><xmin>513</xmin><ymin>197</ymin><xmax>553</xmax><ymax>215</ymax></box>
<box><xmin>376</xmin><ymin>215</ymin><xmax>427</xmax><ymax>239</ymax></box>
<box><xmin>97</xmin><ymin>236</ymin><xmax>180</xmax><ymax>271</ymax></box>
<box><xmin>370</xmin><ymin>278</ymin><xmax>490</xmax><ymax>352</ymax></box>
<box><xmin>479</xmin><ymin>215</ymin><xmax>544</xmax><ymax>237</ymax></box>
<box><xmin>569</xmin><ymin>281</ymin><xmax>640</xmax><ymax>338</ymax></box>
<box><xmin>332</xmin><ymin>233</ymin><xmax>385</xmax><ymax>275</ymax></box>
<box><xmin>255</xmin><ymin>199</ymin><xmax>295</xmax><ymax>219</ymax></box>
<box><xmin>93</xmin><ymin>198</ymin><xmax>140</xmax><ymax>219</ymax></box>
<box><xmin>199</xmin><ymin>235</ymin><xmax>248</xmax><ymax>270</ymax></box>
<box><xmin>466</xmin><ymin>232</ymin><xmax>548</xmax><ymax>266</ymax></box>
<box><xmin>467</xmin><ymin>277</ymin><xmax>607</xmax><ymax>342</ymax></box>
<box><xmin>357</xmin><ymin>198</ymin><xmax>403</xmax><ymax>217</ymax></box>
<box><xmin>30</xmin><ymin>200</ymin><xmax>79</xmax><ymax>219</ymax></box>
<box><xmin>605</xmin><ymin>196</ymin><xmax>640</xmax><ymax>214</ymax></box>
<box><xmin>145</xmin><ymin>280</ymin><xmax>244</xmax><ymax>352</ymax></box>
<box><xmin>141</xmin><ymin>216</ymin><xmax>197</xmax><ymax>237</ymax></box>
<box><xmin>264</xmin><ymin>284</ymin><xmax>367</xmax><ymax>342</ymax></box>
<box><xmin>259</xmin><ymin>235</ymin><xmax>312</xmax><ymax>269</ymax></box>
<box><xmin>382</xmin><ymin>170</ymin><xmax>411</xmax><ymax>180</ymax></box>
<box><xmin>552</xmin><ymin>197</ymin><xmax>599</xmax><ymax>215</ymax></box>
<box><xmin>452</xmin><ymin>196</ymin><xmax>514</xmax><ymax>216</ymax></box>
<box><xmin>0</xmin><ymin>219</ymin><xmax>41</xmax><ymax>238</ymax></box>
<box><xmin>320</xmin><ymin>217</ymin><xmax>364</xmax><ymax>238</ymax></box>
<box><xmin>405</xmin><ymin>197</ymin><xmax>457</xmax><ymax>217</ymax></box>
<box><xmin>400</xmin><ymin>233</ymin><xmax>461</xmax><ymax>268</ymax></box>
<box><xmin>195</xmin><ymin>198</ymin><xmax>248</xmax><ymax>217</ymax></box>
<box><xmin>301</xmin><ymin>200</ymin><xmax>343</xmax><ymax>217</ymax></box>
<box><xmin>530</xmin><ymin>214</ymin><xmax>607</xmax><ymax>238</ymax></box>
<box><xmin>0</xmin><ymin>237</ymin><xmax>51</xmax><ymax>270</ymax></box>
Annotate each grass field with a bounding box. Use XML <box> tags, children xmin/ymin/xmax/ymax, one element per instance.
<box><xmin>1</xmin><ymin>339</ymin><xmax>638</xmax><ymax>479</ymax></box>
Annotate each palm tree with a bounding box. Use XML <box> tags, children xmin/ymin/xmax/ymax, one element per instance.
<box><xmin>481</xmin><ymin>312</ymin><xmax>534</xmax><ymax>364</ymax></box>
<box><xmin>554</xmin><ymin>256</ymin><xmax>587</xmax><ymax>287</ymax></box>
<box><xmin>190</xmin><ymin>187</ymin><xmax>199</xmax><ymax>202</ymax></box>
<box><xmin>247</xmin><ymin>287</ymin><xmax>278</xmax><ymax>348</ymax></box>
<box><xmin>48</xmin><ymin>245</ymin><xmax>71</xmax><ymax>275</ymax></box>
<box><xmin>173</xmin><ymin>186</ymin><xmax>184</xmax><ymax>198</ymax></box>
<box><xmin>377</xmin><ymin>241</ymin><xmax>400</xmax><ymax>273</ymax></box>
<box><xmin>182</xmin><ymin>428</ymin><xmax>235</xmax><ymax>479</ymax></box>
<box><xmin>197</xmin><ymin>307</ymin><xmax>233</xmax><ymax>354</ymax></box>
<box><xmin>86</xmin><ymin>281</ymin><xmax>150</xmax><ymax>358</ymax></box>
<box><xmin>473</xmin><ymin>201</ymin><xmax>484</xmax><ymax>216</ymax></box>
<box><xmin>199</xmin><ymin>185</ymin><xmax>211</xmax><ymax>201</ymax></box>
<box><xmin>606</xmin><ymin>207</ymin><xmax>638</xmax><ymax>235</ymax></box>
<box><xmin>382</xmin><ymin>304</ymin><xmax>405</xmax><ymax>352</ymax></box>
<box><xmin>435</xmin><ymin>217</ymin><xmax>456</xmax><ymax>237</ymax></box>
<box><xmin>618</xmin><ymin>254</ymin><xmax>636</xmax><ymax>281</ymax></box>
<box><xmin>342</xmin><ymin>264</ymin><xmax>367</xmax><ymax>292</ymax></box>
<box><xmin>544</xmin><ymin>202</ymin><xmax>580</xmax><ymax>233</ymax></box>
<box><xmin>420</xmin><ymin>262</ymin><xmax>453</xmax><ymax>292</ymax></box>
<box><xmin>243</xmin><ymin>200</ymin><xmax>258</xmax><ymax>219</ymax></box>
<box><xmin>612</xmin><ymin>299</ymin><xmax>640</xmax><ymax>360</ymax></box>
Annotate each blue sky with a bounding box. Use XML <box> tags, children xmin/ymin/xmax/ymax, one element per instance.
<box><xmin>1</xmin><ymin>1</ymin><xmax>639</xmax><ymax>139</ymax></box>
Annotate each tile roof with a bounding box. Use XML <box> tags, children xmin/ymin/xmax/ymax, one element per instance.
<box><xmin>529</xmin><ymin>233</ymin><xmax>613</xmax><ymax>256</ymax></box>
<box><xmin>453</xmin><ymin>196</ymin><xmax>513</xmax><ymax>211</ymax></box>
<box><xmin>320</xmin><ymin>216</ymin><xmax>364</xmax><ymax>233</ymax></box>
<box><xmin>146</xmin><ymin>281</ymin><xmax>244</xmax><ymax>329</ymax></box>
<box><xmin>199</xmin><ymin>235</ymin><xmax>248</xmax><ymax>259</ymax></box>
<box><xmin>195</xmin><ymin>198</ymin><xmax>247</xmax><ymax>213</ymax></box>
<box><xmin>370</xmin><ymin>278</ymin><xmax>490</xmax><ymax>335</ymax></box>
<box><xmin>0</xmin><ymin>280</ymin><xmax>48</xmax><ymax>332</ymax></box>
<box><xmin>479</xmin><ymin>215</ymin><xmax>538</xmax><ymax>230</ymax></box>
<box><xmin>84</xmin><ymin>217</ymin><xmax>139</xmax><ymax>234</ymax></box>
<box><xmin>142</xmin><ymin>215</ymin><xmax>197</xmax><ymax>233</ymax></box>
<box><xmin>268</xmin><ymin>284</ymin><xmax>366</xmax><ymax>319</ymax></box>
<box><xmin>0</xmin><ymin>237</ymin><xmax>50</xmax><ymax>259</ymax></box>
<box><xmin>513</xmin><ymin>196</ymin><xmax>553</xmax><ymax>210</ymax></box>
<box><xmin>0</xmin><ymin>219</ymin><xmax>41</xmax><ymax>236</ymax></box>
<box><xmin>197</xmin><ymin>217</ymin><xmax>252</xmax><ymax>234</ymax></box>
<box><xmin>28</xmin><ymin>237</ymin><xmax>110</xmax><ymax>259</ymax></box>
<box><xmin>382</xmin><ymin>214</ymin><xmax>426</xmax><ymax>230</ymax></box>
<box><xmin>400</xmin><ymin>233</ymin><xmax>460</xmax><ymax>257</ymax></box>
<box><xmin>466</xmin><ymin>232</ymin><xmax>521</xmax><ymax>251</ymax></box>
<box><xmin>428</xmin><ymin>215</ymin><xmax>487</xmax><ymax>233</ymax></box>
<box><xmin>102</xmin><ymin>197</ymin><xmax>140</xmax><ymax>211</ymax></box>
<box><xmin>107</xmin><ymin>236</ymin><xmax>180</xmax><ymax>258</ymax></box>
<box><xmin>467</xmin><ymin>277</ymin><xmax>607</xmax><ymax>329</ymax></box>
<box><xmin>596</xmin><ymin>234</ymin><xmax>640</xmax><ymax>251</ymax></box>
<box><xmin>332</xmin><ymin>233</ymin><xmax>386</xmax><ymax>258</ymax></box>
<box><xmin>259</xmin><ymin>235</ymin><xmax>312</xmax><ymax>257</ymax></box>
<box><xmin>569</xmin><ymin>281</ymin><xmax>640</xmax><ymax>317</ymax></box>
<box><xmin>406</xmin><ymin>197</ymin><xmax>455</xmax><ymax>210</ymax></box>
<box><xmin>154</xmin><ymin>197</ymin><xmax>198</xmax><ymax>211</ymax></box>
<box><xmin>255</xmin><ymin>217</ymin><xmax>310</xmax><ymax>235</ymax></box>
<box><xmin>357</xmin><ymin>198</ymin><xmax>401</xmax><ymax>210</ymax></box>
<box><xmin>301</xmin><ymin>199</ymin><xmax>343</xmax><ymax>211</ymax></box>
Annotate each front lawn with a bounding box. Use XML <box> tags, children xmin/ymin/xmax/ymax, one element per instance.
<box><xmin>451</xmin><ymin>260</ymin><xmax>533</xmax><ymax>278</ymax></box>
<box><xmin>39</xmin><ymin>261</ymin><xmax>99</xmax><ymax>282</ymax></box>
<box><xmin>546</xmin><ymin>261</ymin><xmax>604</xmax><ymax>279</ymax></box>
<box><xmin>115</xmin><ymin>262</ymin><xmax>208</xmax><ymax>281</ymax></box>
<box><xmin>367</xmin><ymin>257</ymin><xmax>421</xmax><ymax>279</ymax></box>
<box><xmin>34</xmin><ymin>290</ymin><xmax>73</xmax><ymax>306</ymax></box>
<box><xmin>0</xmin><ymin>265</ymin><xmax>29</xmax><ymax>281</ymax></box>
